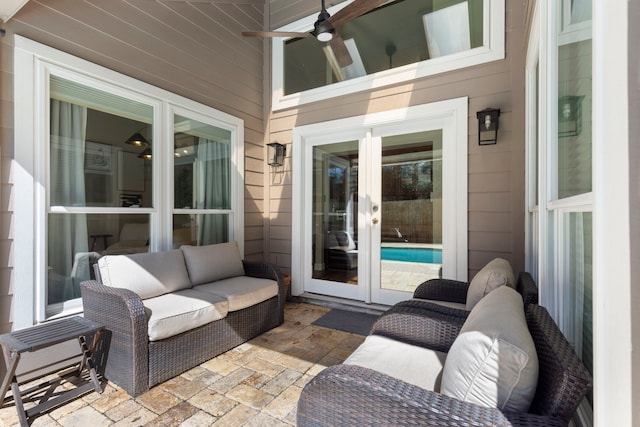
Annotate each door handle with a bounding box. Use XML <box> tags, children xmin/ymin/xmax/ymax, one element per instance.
<box><xmin>372</xmin><ymin>218</ymin><xmax>379</xmax><ymax>224</ymax></box>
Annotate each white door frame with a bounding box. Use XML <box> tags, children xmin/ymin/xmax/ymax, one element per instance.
<box><xmin>291</xmin><ymin>97</ymin><xmax>468</xmax><ymax>304</ymax></box>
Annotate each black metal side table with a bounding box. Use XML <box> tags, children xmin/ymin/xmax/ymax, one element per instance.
<box><xmin>0</xmin><ymin>316</ymin><xmax>104</xmax><ymax>426</ymax></box>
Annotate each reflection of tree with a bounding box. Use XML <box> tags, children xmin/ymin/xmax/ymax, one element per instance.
<box><xmin>384</xmin><ymin>161</ymin><xmax>433</xmax><ymax>200</ymax></box>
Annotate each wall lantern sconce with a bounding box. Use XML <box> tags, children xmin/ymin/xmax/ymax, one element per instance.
<box><xmin>267</xmin><ymin>142</ymin><xmax>286</xmax><ymax>167</ymax></box>
<box><xmin>558</xmin><ymin>95</ymin><xmax>585</xmax><ymax>137</ymax></box>
<box><xmin>476</xmin><ymin>108</ymin><xmax>500</xmax><ymax>145</ymax></box>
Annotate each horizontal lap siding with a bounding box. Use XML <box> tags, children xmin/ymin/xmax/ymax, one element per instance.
<box><xmin>266</xmin><ymin>0</ymin><xmax>526</xmax><ymax>280</ymax></box>
<box><xmin>0</xmin><ymin>0</ymin><xmax>267</xmax><ymax>339</ymax></box>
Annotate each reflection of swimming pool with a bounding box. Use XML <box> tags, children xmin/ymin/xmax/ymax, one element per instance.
<box><xmin>381</xmin><ymin>247</ymin><xmax>442</xmax><ymax>264</ymax></box>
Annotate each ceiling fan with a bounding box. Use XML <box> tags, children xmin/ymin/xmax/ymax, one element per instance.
<box><xmin>242</xmin><ymin>0</ymin><xmax>390</xmax><ymax>67</ymax></box>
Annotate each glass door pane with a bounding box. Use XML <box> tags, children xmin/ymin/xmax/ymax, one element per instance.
<box><xmin>308</xmin><ymin>140</ymin><xmax>360</xmax><ymax>299</ymax></box>
<box><xmin>378</xmin><ymin>131</ymin><xmax>443</xmax><ymax>295</ymax></box>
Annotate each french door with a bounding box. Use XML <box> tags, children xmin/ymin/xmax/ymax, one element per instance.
<box><xmin>292</xmin><ymin>99</ymin><xmax>468</xmax><ymax>306</ymax></box>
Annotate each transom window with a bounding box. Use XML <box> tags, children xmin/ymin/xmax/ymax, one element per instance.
<box><xmin>273</xmin><ymin>0</ymin><xmax>504</xmax><ymax>109</ymax></box>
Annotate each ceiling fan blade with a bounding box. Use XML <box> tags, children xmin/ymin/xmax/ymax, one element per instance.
<box><xmin>242</xmin><ymin>31</ymin><xmax>312</xmax><ymax>38</ymax></box>
<box><xmin>327</xmin><ymin>0</ymin><xmax>390</xmax><ymax>28</ymax></box>
<box><xmin>330</xmin><ymin>36</ymin><xmax>353</xmax><ymax>67</ymax></box>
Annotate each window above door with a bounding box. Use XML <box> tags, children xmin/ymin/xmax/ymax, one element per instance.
<box><xmin>272</xmin><ymin>0</ymin><xmax>504</xmax><ymax>110</ymax></box>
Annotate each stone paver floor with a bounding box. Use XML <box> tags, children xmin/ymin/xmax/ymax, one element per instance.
<box><xmin>0</xmin><ymin>303</ymin><xmax>365</xmax><ymax>427</ymax></box>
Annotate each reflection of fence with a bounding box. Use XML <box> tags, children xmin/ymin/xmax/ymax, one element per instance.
<box><xmin>382</xmin><ymin>199</ymin><xmax>442</xmax><ymax>244</ymax></box>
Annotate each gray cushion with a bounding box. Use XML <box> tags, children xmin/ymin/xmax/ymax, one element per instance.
<box><xmin>194</xmin><ymin>276</ymin><xmax>278</xmax><ymax>311</ymax></box>
<box><xmin>465</xmin><ymin>258</ymin><xmax>515</xmax><ymax>310</ymax></box>
<box><xmin>345</xmin><ymin>335</ymin><xmax>446</xmax><ymax>391</ymax></box>
<box><xmin>98</xmin><ymin>249</ymin><xmax>191</xmax><ymax>299</ymax></box>
<box><xmin>143</xmin><ymin>289</ymin><xmax>228</xmax><ymax>341</ymax></box>
<box><xmin>441</xmin><ymin>286</ymin><xmax>538</xmax><ymax>412</ymax></box>
<box><xmin>181</xmin><ymin>242</ymin><xmax>245</xmax><ymax>286</ymax></box>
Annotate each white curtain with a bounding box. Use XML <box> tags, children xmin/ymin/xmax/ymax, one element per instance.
<box><xmin>48</xmin><ymin>100</ymin><xmax>88</xmax><ymax>304</ymax></box>
<box><xmin>196</xmin><ymin>137</ymin><xmax>230</xmax><ymax>245</ymax></box>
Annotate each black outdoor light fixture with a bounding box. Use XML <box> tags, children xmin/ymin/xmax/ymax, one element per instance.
<box><xmin>476</xmin><ymin>108</ymin><xmax>501</xmax><ymax>145</ymax></box>
<box><xmin>267</xmin><ymin>142</ymin><xmax>287</xmax><ymax>167</ymax></box>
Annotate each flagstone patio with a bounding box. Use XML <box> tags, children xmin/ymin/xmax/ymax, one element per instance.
<box><xmin>0</xmin><ymin>303</ymin><xmax>366</xmax><ymax>427</ymax></box>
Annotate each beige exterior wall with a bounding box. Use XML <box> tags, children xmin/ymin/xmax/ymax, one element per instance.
<box><xmin>265</xmin><ymin>0</ymin><xmax>527</xmax><ymax>280</ymax></box>
<box><xmin>0</xmin><ymin>0</ymin><xmax>267</xmax><ymax>335</ymax></box>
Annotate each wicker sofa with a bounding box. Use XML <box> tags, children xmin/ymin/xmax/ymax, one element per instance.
<box><xmin>80</xmin><ymin>241</ymin><xmax>285</xmax><ymax>397</ymax></box>
<box><xmin>298</xmin><ymin>286</ymin><xmax>592</xmax><ymax>426</ymax></box>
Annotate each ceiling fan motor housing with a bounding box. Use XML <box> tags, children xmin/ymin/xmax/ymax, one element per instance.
<box><xmin>314</xmin><ymin>6</ymin><xmax>334</xmax><ymax>41</ymax></box>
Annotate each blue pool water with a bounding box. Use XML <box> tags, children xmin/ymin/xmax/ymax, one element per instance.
<box><xmin>381</xmin><ymin>247</ymin><xmax>442</xmax><ymax>264</ymax></box>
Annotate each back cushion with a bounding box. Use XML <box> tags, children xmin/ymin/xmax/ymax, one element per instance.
<box><xmin>466</xmin><ymin>258</ymin><xmax>515</xmax><ymax>310</ymax></box>
<box><xmin>181</xmin><ymin>242</ymin><xmax>245</xmax><ymax>286</ymax></box>
<box><xmin>98</xmin><ymin>249</ymin><xmax>192</xmax><ymax>300</ymax></box>
<box><xmin>441</xmin><ymin>286</ymin><xmax>538</xmax><ymax>412</ymax></box>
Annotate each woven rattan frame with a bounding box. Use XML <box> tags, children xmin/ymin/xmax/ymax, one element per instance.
<box><xmin>298</xmin><ymin>304</ymin><xmax>591</xmax><ymax>426</ymax></box>
<box><xmin>81</xmin><ymin>260</ymin><xmax>285</xmax><ymax>396</ymax></box>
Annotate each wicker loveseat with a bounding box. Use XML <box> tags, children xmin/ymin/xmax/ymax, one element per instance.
<box><xmin>298</xmin><ymin>286</ymin><xmax>592</xmax><ymax>426</ymax></box>
<box><xmin>80</xmin><ymin>241</ymin><xmax>285</xmax><ymax>397</ymax></box>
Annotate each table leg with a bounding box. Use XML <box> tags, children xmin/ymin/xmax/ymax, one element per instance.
<box><xmin>0</xmin><ymin>348</ymin><xmax>19</xmax><ymax>404</ymax></box>
<box><xmin>11</xmin><ymin>380</ymin><xmax>28</xmax><ymax>427</ymax></box>
<box><xmin>78</xmin><ymin>331</ymin><xmax>103</xmax><ymax>393</ymax></box>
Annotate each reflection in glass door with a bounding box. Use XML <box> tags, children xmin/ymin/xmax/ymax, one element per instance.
<box><xmin>376</xmin><ymin>131</ymin><xmax>443</xmax><ymax>297</ymax></box>
<box><xmin>308</xmin><ymin>140</ymin><xmax>361</xmax><ymax>300</ymax></box>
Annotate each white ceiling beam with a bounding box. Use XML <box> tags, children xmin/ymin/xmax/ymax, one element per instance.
<box><xmin>1</xmin><ymin>0</ymin><xmax>29</xmax><ymax>23</ymax></box>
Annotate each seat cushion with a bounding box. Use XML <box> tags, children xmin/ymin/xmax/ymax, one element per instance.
<box><xmin>180</xmin><ymin>242</ymin><xmax>245</xmax><ymax>286</ymax></box>
<box><xmin>441</xmin><ymin>286</ymin><xmax>538</xmax><ymax>412</ymax></box>
<box><xmin>345</xmin><ymin>335</ymin><xmax>446</xmax><ymax>391</ymax></box>
<box><xmin>143</xmin><ymin>289</ymin><xmax>229</xmax><ymax>341</ymax></box>
<box><xmin>194</xmin><ymin>276</ymin><xmax>278</xmax><ymax>311</ymax></box>
<box><xmin>465</xmin><ymin>258</ymin><xmax>515</xmax><ymax>310</ymax></box>
<box><xmin>98</xmin><ymin>249</ymin><xmax>191</xmax><ymax>299</ymax></box>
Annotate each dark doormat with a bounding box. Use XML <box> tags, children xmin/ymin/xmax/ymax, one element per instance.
<box><xmin>312</xmin><ymin>308</ymin><xmax>380</xmax><ymax>336</ymax></box>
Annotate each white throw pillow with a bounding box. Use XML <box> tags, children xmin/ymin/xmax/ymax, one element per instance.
<box><xmin>465</xmin><ymin>258</ymin><xmax>515</xmax><ymax>310</ymax></box>
<box><xmin>180</xmin><ymin>241</ymin><xmax>245</xmax><ymax>286</ymax></box>
<box><xmin>441</xmin><ymin>286</ymin><xmax>538</xmax><ymax>412</ymax></box>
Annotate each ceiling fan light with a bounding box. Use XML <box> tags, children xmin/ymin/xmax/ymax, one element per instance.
<box><xmin>315</xmin><ymin>20</ymin><xmax>334</xmax><ymax>42</ymax></box>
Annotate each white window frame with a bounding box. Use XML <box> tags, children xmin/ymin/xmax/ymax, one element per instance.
<box><xmin>527</xmin><ymin>1</ymin><xmax>596</xmax><ymax>424</ymax></box>
<box><xmin>272</xmin><ymin>0</ymin><xmax>504</xmax><ymax>110</ymax></box>
<box><xmin>13</xmin><ymin>36</ymin><xmax>244</xmax><ymax>327</ymax></box>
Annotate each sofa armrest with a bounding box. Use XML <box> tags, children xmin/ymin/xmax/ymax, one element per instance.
<box><xmin>298</xmin><ymin>364</ymin><xmax>564</xmax><ymax>427</ymax></box>
<box><xmin>413</xmin><ymin>278</ymin><xmax>469</xmax><ymax>303</ymax></box>
<box><xmin>242</xmin><ymin>261</ymin><xmax>286</xmax><ymax>324</ymax></box>
<box><xmin>80</xmin><ymin>280</ymin><xmax>150</xmax><ymax>396</ymax></box>
<box><xmin>371</xmin><ymin>300</ymin><xmax>467</xmax><ymax>352</ymax></box>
